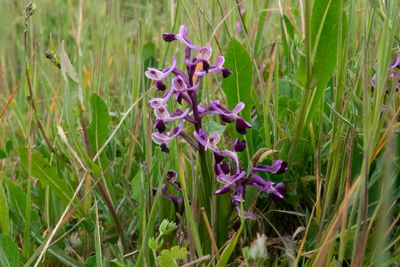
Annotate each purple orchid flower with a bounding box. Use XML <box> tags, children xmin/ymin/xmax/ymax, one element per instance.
<box><xmin>198</xmin><ymin>100</ymin><xmax>252</xmax><ymax>135</ymax></box>
<box><xmin>145</xmin><ymin>56</ymin><xmax>177</xmax><ymax>90</ymax></box>
<box><xmin>152</xmin><ymin>121</ymin><xmax>185</xmax><ymax>153</ymax></box>
<box><xmin>146</xmin><ymin>25</ymin><xmax>288</xmax><ymax>221</ymax></box>
<box><xmin>193</xmin><ymin>128</ymin><xmax>288</xmax><ymax>219</ymax></box>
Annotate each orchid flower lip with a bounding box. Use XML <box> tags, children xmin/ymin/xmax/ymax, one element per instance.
<box><xmin>155</xmin><ymin>119</ymin><xmax>166</xmax><ymax>133</ymax></box>
<box><xmin>155</xmin><ymin>80</ymin><xmax>166</xmax><ymax>91</ymax></box>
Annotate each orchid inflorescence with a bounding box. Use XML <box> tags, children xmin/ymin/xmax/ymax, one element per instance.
<box><xmin>146</xmin><ymin>25</ymin><xmax>288</xmax><ymax>219</ymax></box>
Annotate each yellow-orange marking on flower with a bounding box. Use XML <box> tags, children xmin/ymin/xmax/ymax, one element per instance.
<box><xmin>192</xmin><ymin>62</ymin><xmax>203</xmax><ymax>84</ymax></box>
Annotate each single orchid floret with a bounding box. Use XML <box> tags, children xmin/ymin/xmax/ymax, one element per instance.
<box><xmin>193</xmin><ymin>129</ymin><xmax>241</xmax><ymax>172</ymax></box>
<box><xmin>145</xmin><ymin>56</ymin><xmax>177</xmax><ymax>90</ymax></box>
<box><xmin>247</xmin><ymin>176</ymin><xmax>284</xmax><ymax>200</ymax></box>
<box><xmin>149</xmin><ymin>89</ymin><xmax>191</xmax><ymax>124</ymax></box>
<box><xmin>171</xmin><ymin>75</ymin><xmax>199</xmax><ymax>94</ymax></box>
<box><xmin>253</xmin><ymin>160</ymin><xmax>289</xmax><ymax>175</ymax></box>
<box><xmin>215</xmin><ymin>171</ymin><xmax>247</xmax><ymax>195</ymax></box>
<box><xmin>206</xmin><ymin>100</ymin><xmax>252</xmax><ymax>135</ymax></box>
<box><xmin>154</xmin><ymin>106</ymin><xmax>190</xmax><ymax>122</ymax></box>
<box><xmin>172</xmin><ymin>76</ymin><xmax>188</xmax><ymax>91</ymax></box>
<box><xmin>151</xmin><ymin>121</ymin><xmax>185</xmax><ymax>152</ymax></box>
<box><xmin>205</xmin><ymin>132</ymin><xmax>221</xmax><ymax>150</ymax></box>
<box><xmin>192</xmin><ymin>55</ymin><xmax>232</xmax><ymax>78</ymax></box>
<box><xmin>207</xmin><ymin>56</ymin><xmax>233</xmax><ymax>78</ymax></box>
<box><xmin>162</xmin><ymin>25</ymin><xmax>201</xmax><ymax>51</ymax></box>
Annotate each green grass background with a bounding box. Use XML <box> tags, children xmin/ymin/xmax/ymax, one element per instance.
<box><xmin>0</xmin><ymin>0</ymin><xmax>399</xmax><ymax>266</ymax></box>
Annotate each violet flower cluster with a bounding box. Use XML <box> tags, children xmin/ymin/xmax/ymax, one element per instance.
<box><xmin>195</xmin><ymin>129</ymin><xmax>288</xmax><ymax>219</ymax></box>
<box><xmin>372</xmin><ymin>52</ymin><xmax>400</xmax><ymax>91</ymax></box>
<box><xmin>146</xmin><ymin>25</ymin><xmax>288</xmax><ymax>219</ymax></box>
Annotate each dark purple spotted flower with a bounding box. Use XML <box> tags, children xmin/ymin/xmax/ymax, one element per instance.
<box><xmin>146</xmin><ymin>25</ymin><xmax>288</xmax><ymax>220</ymax></box>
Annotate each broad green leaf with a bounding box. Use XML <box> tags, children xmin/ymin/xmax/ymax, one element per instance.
<box><xmin>0</xmin><ymin>181</ymin><xmax>10</xmax><ymax>235</ymax></box>
<box><xmin>222</xmin><ymin>39</ymin><xmax>254</xmax><ymax>121</ymax></box>
<box><xmin>222</xmin><ymin>39</ymin><xmax>255</xmax><ymax>156</ymax></box>
<box><xmin>0</xmin><ymin>150</ymin><xmax>6</xmax><ymax>159</ymax></box>
<box><xmin>156</xmin><ymin>246</ymin><xmax>187</xmax><ymax>267</ymax></box>
<box><xmin>5</xmin><ymin>181</ymin><xmax>27</xmax><ymax>228</ymax></box>
<box><xmin>0</xmin><ymin>235</ymin><xmax>19</xmax><ymax>267</ymax></box>
<box><xmin>309</xmin><ymin>0</ymin><xmax>342</xmax><ymax>86</ymax></box>
<box><xmin>156</xmin><ymin>252</ymin><xmax>177</xmax><ymax>267</ymax></box>
<box><xmin>19</xmin><ymin>149</ymin><xmax>73</xmax><ymax>203</ymax></box>
<box><xmin>88</xmin><ymin>94</ymin><xmax>111</xmax><ymax>154</ymax></box>
<box><xmin>169</xmin><ymin>246</ymin><xmax>187</xmax><ymax>260</ymax></box>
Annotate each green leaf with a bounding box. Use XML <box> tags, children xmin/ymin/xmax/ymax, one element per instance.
<box><xmin>0</xmin><ymin>150</ymin><xmax>6</xmax><ymax>159</ymax></box>
<box><xmin>216</xmin><ymin>212</ymin><xmax>245</xmax><ymax>267</ymax></box>
<box><xmin>309</xmin><ymin>0</ymin><xmax>342</xmax><ymax>86</ymax></box>
<box><xmin>156</xmin><ymin>246</ymin><xmax>187</xmax><ymax>267</ymax></box>
<box><xmin>0</xmin><ymin>181</ymin><xmax>10</xmax><ymax>235</ymax></box>
<box><xmin>222</xmin><ymin>39</ymin><xmax>254</xmax><ymax>121</ymax></box>
<box><xmin>157</xmin><ymin>252</ymin><xmax>177</xmax><ymax>267</ymax></box>
<box><xmin>5</xmin><ymin>181</ymin><xmax>27</xmax><ymax>227</ymax></box>
<box><xmin>203</xmin><ymin>120</ymin><xmax>226</xmax><ymax>135</ymax></box>
<box><xmin>5</xmin><ymin>140</ymin><xmax>13</xmax><ymax>154</ymax></box>
<box><xmin>148</xmin><ymin>237</ymin><xmax>157</xmax><ymax>251</ymax></box>
<box><xmin>88</xmin><ymin>94</ymin><xmax>111</xmax><ymax>154</ymax></box>
<box><xmin>169</xmin><ymin>246</ymin><xmax>187</xmax><ymax>260</ymax></box>
<box><xmin>85</xmin><ymin>256</ymin><xmax>96</xmax><ymax>267</ymax></box>
<box><xmin>0</xmin><ymin>235</ymin><xmax>19</xmax><ymax>267</ymax></box>
<box><xmin>19</xmin><ymin>149</ymin><xmax>73</xmax><ymax>203</ymax></box>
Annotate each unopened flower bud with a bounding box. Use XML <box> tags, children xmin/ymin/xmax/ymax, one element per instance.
<box><xmin>222</xmin><ymin>68</ymin><xmax>232</xmax><ymax>78</ymax></box>
<box><xmin>162</xmin><ymin>33</ymin><xmax>176</xmax><ymax>42</ymax></box>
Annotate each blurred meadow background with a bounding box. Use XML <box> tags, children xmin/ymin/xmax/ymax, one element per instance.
<box><xmin>0</xmin><ymin>0</ymin><xmax>399</xmax><ymax>266</ymax></box>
